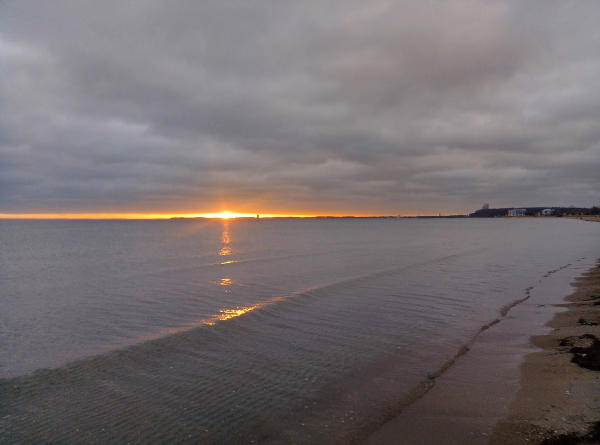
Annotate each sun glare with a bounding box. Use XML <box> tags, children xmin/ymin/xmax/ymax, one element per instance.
<box><xmin>193</xmin><ymin>210</ymin><xmax>306</xmax><ymax>219</ymax></box>
<box><xmin>196</xmin><ymin>210</ymin><xmax>256</xmax><ymax>219</ymax></box>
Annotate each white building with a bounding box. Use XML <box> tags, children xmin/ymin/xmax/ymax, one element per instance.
<box><xmin>508</xmin><ymin>208</ymin><xmax>527</xmax><ymax>217</ymax></box>
<box><xmin>541</xmin><ymin>208</ymin><xmax>553</xmax><ymax>216</ymax></box>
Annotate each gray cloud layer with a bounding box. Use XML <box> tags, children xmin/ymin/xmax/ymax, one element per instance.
<box><xmin>1</xmin><ymin>1</ymin><xmax>599</xmax><ymax>214</ymax></box>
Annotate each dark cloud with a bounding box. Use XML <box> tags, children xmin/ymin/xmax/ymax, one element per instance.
<box><xmin>1</xmin><ymin>0</ymin><xmax>599</xmax><ymax>215</ymax></box>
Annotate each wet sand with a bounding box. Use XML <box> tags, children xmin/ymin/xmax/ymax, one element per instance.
<box><xmin>363</xmin><ymin>259</ymin><xmax>600</xmax><ymax>445</ymax></box>
<box><xmin>492</xmin><ymin>261</ymin><xmax>600</xmax><ymax>444</ymax></box>
<box><xmin>567</xmin><ymin>216</ymin><xmax>600</xmax><ymax>223</ymax></box>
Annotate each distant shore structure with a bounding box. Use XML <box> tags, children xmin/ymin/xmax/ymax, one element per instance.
<box><xmin>508</xmin><ymin>208</ymin><xmax>527</xmax><ymax>217</ymax></box>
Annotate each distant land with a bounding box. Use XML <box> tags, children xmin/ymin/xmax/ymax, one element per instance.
<box><xmin>405</xmin><ymin>206</ymin><xmax>599</xmax><ymax>218</ymax></box>
<box><xmin>168</xmin><ymin>206</ymin><xmax>600</xmax><ymax>220</ymax></box>
<box><xmin>468</xmin><ymin>206</ymin><xmax>600</xmax><ymax>218</ymax></box>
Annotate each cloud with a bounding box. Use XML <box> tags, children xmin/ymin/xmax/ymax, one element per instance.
<box><xmin>1</xmin><ymin>0</ymin><xmax>599</xmax><ymax>214</ymax></box>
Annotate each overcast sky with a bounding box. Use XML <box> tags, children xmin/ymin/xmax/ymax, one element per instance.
<box><xmin>1</xmin><ymin>1</ymin><xmax>599</xmax><ymax>215</ymax></box>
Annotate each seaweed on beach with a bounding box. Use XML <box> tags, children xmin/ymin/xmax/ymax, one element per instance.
<box><xmin>541</xmin><ymin>421</ymin><xmax>600</xmax><ymax>444</ymax></box>
<box><xmin>560</xmin><ymin>334</ymin><xmax>600</xmax><ymax>371</ymax></box>
<box><xmin>559</xmin><ymin>334</ymin><xmax>596</xmax><ymax>347</ymax></box>
<box><xmin>570</xmin><ymin>338</ymin><xmax>600</xmax><ymax>371</ymax></box>
<box><xmin>578</xmin><ymin>318</ymin><xmax>599</xmax><ymax>326</ymax></box>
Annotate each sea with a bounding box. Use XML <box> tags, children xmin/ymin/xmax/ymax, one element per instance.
<box><xmin>1</xmin><ymin>218</ymin><xmax>599</xmax><ymax>443</ymax></box>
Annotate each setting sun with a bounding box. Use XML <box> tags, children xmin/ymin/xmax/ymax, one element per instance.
<box><xmin>187</xmin><ymin>210</ymin><xmax>314</xmax><ymax>219</ymax></box>
<box><xmin>200</xmin><ymin>210</ymin><xmax>254</xmax><ymax>219</ymax></box>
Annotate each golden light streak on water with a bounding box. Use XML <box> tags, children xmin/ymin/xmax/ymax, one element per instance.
<box><xmin>221</xmin><ymin>226</ymin><xmax>231</xmax><ymax>244</ymax></box>
<box><xmin>219</xmin><ymin>246</ymin><xmax>232</xmax><ymax>256</ymax></box>
<box><xmin>115</xmin><ymin>298</ymin><xmax>284</xmax><ymax>339</ymax></box>
<box><xmin>219</xmin><ymin>220</ymin><xmax>232</xmax><ymax>256</ymax></box>
<box><xmin>215</xmin><ymin>306</ymin><xmax>257</xmax><ymax>321</ymax></box>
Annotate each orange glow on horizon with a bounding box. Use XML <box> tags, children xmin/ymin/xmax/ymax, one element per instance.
<box><xmin>0</xmin><ymin>210</ymin><xmax>436</xmax><ymax>220</ymax></box>
<box><xmin>0</xmin><ymin>211</ymin><xmax>318</xmax><ymax>219</ymax></box>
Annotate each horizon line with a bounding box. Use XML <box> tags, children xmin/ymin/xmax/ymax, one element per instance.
<box><xmin>0</xmin><ymin>211</ymin><xmax>435</xmax><ymax>220</ymax></box>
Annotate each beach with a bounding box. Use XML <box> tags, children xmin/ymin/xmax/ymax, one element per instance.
<box><xmin>3</xmin><ymin>0</ymin><xmax>600</xmax><ymax>442</ymax></box>
<box><xmin>364</xmin><ymin>258</ymin><xmax>600</xmax><ymax>445</ymax></box>
<box><xmin>492</xmin><ymin>261</ymin><xmax>600</xmax><ymax>444</ymax></box>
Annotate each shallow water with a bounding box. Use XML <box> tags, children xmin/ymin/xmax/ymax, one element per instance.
<box><xmin>1</xmin><ymin>218</ymin><xmax>599</xmax><ymax>443</ymax></box>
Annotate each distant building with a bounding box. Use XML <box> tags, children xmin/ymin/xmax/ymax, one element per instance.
<box><xmin>541</xmin><ymin>208</ymin><xmax>553</xmax><ymax>216</ymax></box>
<box><xmin>508</xmin><ymin>208</ymin><xmax>527</xmax><ymax>217</ymax></box>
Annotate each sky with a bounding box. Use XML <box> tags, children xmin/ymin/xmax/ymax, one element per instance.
<box><xmin>1</xmin><ymin>1</ymin><xmax>599</xmax><ymax>217</ymax></box>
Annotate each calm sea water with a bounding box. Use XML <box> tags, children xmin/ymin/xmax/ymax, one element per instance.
<box><xmin>1</xmin><ymin>218</ymin><xmax>599</xmax><ymax>443</ymax></box>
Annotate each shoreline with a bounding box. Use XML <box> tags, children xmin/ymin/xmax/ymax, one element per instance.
<box><xmin>567</xmin><ymin>215</ymin><xmax>600</xmax><ymax>223</ymax></box>
<box><xmin>491</xmin><ymin>260</ymin><xmax>600</xmax><ymax>444</ymax></box>
<box><xmin>362</xmin><ymin>257</ymin><xmax>600</xmax><ymax>445</ymax></box>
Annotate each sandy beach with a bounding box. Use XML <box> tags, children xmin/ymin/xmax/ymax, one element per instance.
<box><xmin>364</xmin><ymin>254</ymin><xmax>600</xmax><ymax>444</ymax></box>
<box><xmin>491</xmin><ymin>261</ymin><xmax>600</xmax><ymax>444</ymax></box>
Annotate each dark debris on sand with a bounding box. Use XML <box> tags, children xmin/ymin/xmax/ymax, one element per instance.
<box><xmin>559</xmin><ymin>334</ymin><xmax>600</xmax><ymax>371</ymax></box>
<box><xmin>541</xmin><ymin>421</ymin><xmax>600</xmax><ymax>445</ymax></box>
<box><xmin>578</xmin><ymin>318</ymin><xmax>599</xmax><ymax>326</ymax></box>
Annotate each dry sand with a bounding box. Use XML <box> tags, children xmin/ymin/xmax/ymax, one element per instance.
<box><xmin>491</xmin><ymin>261</ymin><xmax>600</xmax><ymax>444</ymax></box>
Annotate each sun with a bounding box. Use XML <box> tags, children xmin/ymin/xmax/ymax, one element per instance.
<box><xmin>199</xmin><ymin>210</ymin><xmax>256</xmax><ymax>219</ymax></box>
<box><xmin>215</xmin><ymin>211</ymin><xmax>237</xmax><ymax>219</ymax></box>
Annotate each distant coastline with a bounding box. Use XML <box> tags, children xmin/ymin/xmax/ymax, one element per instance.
<box><xmin>469</xmin><ymin>206</ymin><xmax>600</xmax><ymax>218</ymax></box>
<box><xmin>169</xmin><ymin>207</ymin><xmax>600</xmax><ymax>220</ymax></box>
<box><xmin>1</xmin><ymin>206</ymin><xmax>598</xmax><ymax>221</ymax></box>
